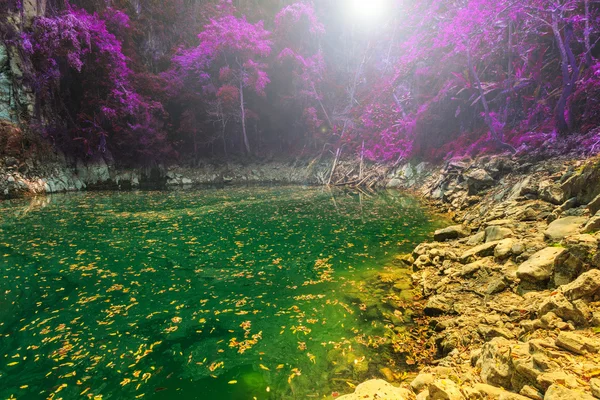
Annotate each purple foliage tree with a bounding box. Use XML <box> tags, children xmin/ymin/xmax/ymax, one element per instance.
<box><xmin>175</xmin><ymin>14</ymin><xmax>272</xmax><ymax>154</ymax></box>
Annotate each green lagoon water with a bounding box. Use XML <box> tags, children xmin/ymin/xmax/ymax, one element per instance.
<box><xmin>0</xmin><ymin>186</ymin><xmax>444</xmax><ymax>400</ymax></box>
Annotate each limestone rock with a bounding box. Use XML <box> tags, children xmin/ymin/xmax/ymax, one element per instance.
<box><xmin>425</xmin><ymin>295</ymin><xmax>453</xmax><ymax>316</ymax></box>
<box><xmin>555</xmin><ymin>332</ymin><xmax>600</xmax><ymax>355</ymax></box>
<box><xmin>539</xmin><ymin>293</ymin><xmax>590</xmax><ymax>326</ymax></box>
<box><xmin>562</xmin><ymin>234</ymin><xmax>600</xmax><ymax>268</ymax></box>
<box><xmin>495</xmin><ymin>239</ymin><xmax>524</xmax><ymax>260</ymax></box>
<box><xmin>411</xmin><ymin>373</ymin><xmax>434</xmax><ymax>394</ymax></box>
<box><xmin>552</xmin><ymin>250</ymin><xmax>585</xmax><ymax>287</ymax></box>
<box><xmin>417</xmin><ymin>391</ymin><xmax>429</xmax><ymax>400</ymax></box>
<box><xmin>536</xmin><ymin>371</ymin><xmax>579</xmax><ymax>391</ymax></box>
<box><xmin>590</xmin><ymin>378</ymin><xmax>600</xmax><ymax>398</ymax></box>
<box><xmin>508</xmin><ymin>176</ymin><xmax>537</xmax><ymax>200</ymax></box>
<box><xmin>455</xmin><ymin>259</ymin><xmax>489</xmax><ymax>277</ymax></box>
<box><xmin>486</xmin><ymin>219</ymin><xmax>514</xmax><ymax>227</ymax></box>
<box><xmin>467</xmin><ymin>231</ymin><xmax>486</xmax><ymax>246</ymax></box>
<box><xmin>478</xmin><ymin>338</ymin><xmax>514</xmax><ymax>389</ymax></box>
<box><xmin>588</xmin><ymin>194</ymin><xmax>600</xmax><ymax>216</ymax></box>
<box><xmin>460</xmin><ymin>241</ymin><xmax>500</xmax><ymax>263</ymax></box>
<box><xmin>582</xmin><ymin>213</ymin><xmax>600</xmax><ymax>233</ymax></box>
<box><xmin>85</xmin><ymin>156</ymin><xmax>111</xmax><ymax>185</ymax></box>
<box><xmin>506</xmin><ymin>201</ymin><xmax>554</xmax><ymax>222</ymax></box>
<box><xmin>543</xmin><ymin>384</ymin><xmax>595</xmax><ymax>400</ymax></box>
<box><xmin>472</xmin><ymin>384</ymin><xmax>531</xmax><ymax>400</ymax></box>
<box><xmin>517</xmin><ymin>247</ymin><xmax>566</xmax><ymax>283</ymax></box>
<box><xmin>387</xmin><ymin>178</ymin><xmax>403</xmax><ymax>188</ymax></box>
<box><xmin>561</xmin><ymin>160</ymin><xmax>600</xmax><ymax>205</ymax></box>
<box><xmin>427</xmin><ymin>379</ymin><xmax>465</xmax><ymax>400</ymax></box>
<box><xmin>560</xmin><ymin>269</ymin><xmax>600</xmax><ymax>301</ymax></box>
<box><xmin>485</xmin><ymin>277</ymin><xmax>508</xmax><ymax>294</ymax></box>
<box><xmin>435</xmin><ymin>225</ymin><xmax>471</xmax><ymax>242</ymax></box>
<box><xmin>543</xmin><ymin>217</ymin><xmax>586</xmax><ymax>242</ymax></box>
<box><xmin>539</xmin><ymin>181</ymin><xmax>565</xmax><ymax>205</ymax></box>
<box><xmin>486</xmin><ymin>226</ymin><xmax>514</xmax><ymax>242</ymax></box>
<box><xmin>559</xmin><ymin>197</ymin><xmax>579</xmax><ymax>213</ymax></box>
<box><xmin>337</xmin><ymin>379</ymin><xmax>416</xmax><ymax>400</ymax></box>
<box><xmin>465</xmin><ymin>168</ymin><xmax>495</xmax><ymax>194</ymax></box>
<box><xmin>520</xmin><ymin>385</ymin><xmax>543</xmax><ymax>400</ymax></box>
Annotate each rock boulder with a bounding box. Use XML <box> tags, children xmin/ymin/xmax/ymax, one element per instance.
<box><xmin>434</xmin><ymin>225</ymin><xmax>471</xmax><ymax>242</ymax></box>
<box><xmin>517</xmin><ymin>247</ymin><xmax>566</xmax><ymax>283</ymax></box>
<box><xmin>544</xmin><ymin>217</ymin><xmax>586</xmax><ymax>242</ymax></box>
<box><xmin>337</xmin><ymin>379</ymin><xmax>416</xmax><ymax>400</ymax></box>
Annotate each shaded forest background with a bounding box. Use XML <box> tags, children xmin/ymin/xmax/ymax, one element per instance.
<box><xmin>1</xmin><ymin>0</ymin><xmax>599</xmax><ymax>167</ymax></box>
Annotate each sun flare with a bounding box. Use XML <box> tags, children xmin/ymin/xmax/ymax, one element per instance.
<box><xmin>349</xmin><ymin>0</ymin><xmax>389</xmax><ymax>23</ymax></box>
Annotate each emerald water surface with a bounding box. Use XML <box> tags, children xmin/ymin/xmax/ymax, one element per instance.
<box><xmin>0</xmin><ymin>187</ymin><xmax>443</xmax><ymax>399</ymax></box>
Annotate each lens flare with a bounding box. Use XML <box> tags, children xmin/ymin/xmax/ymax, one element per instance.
<box><xmin>349</xmin><ymin>0</ymin><xmax>388</xmax><ymax>23</ymax></box>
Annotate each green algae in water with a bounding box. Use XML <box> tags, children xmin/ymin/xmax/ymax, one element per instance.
<box><xmin>0</xmin><ymin>187</ymin><xmax>445</xmax><ymax>399</ymax></box>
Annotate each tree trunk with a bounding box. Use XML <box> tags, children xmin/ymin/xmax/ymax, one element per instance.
<box><xmin>468</xmin><ymin>47</ymin><xmax>515</xmax><ymax>153</ymax></box>
<box><xmin>193</xmin><ymin>131</ymin><xmax>198</xmax><ymax>165</ymax></box>
<box><xmin>239</xmin><ymin>79</ymin><xmax>251</xmax><ymax>154</ymax></box>
<box><xmin>328</xmin><ymin>147</ymin><xmax>342</xmax><ymax>185</ymax></box>
<box><xmin>468</xmin><ymin>48</ymin><xmax>499</xmax><ymax>141</ymax></box>
<box><xmin>585</xmin><ymin>0</ymin><xmax>593</xmax><ymax>67</ymax></box>
<box><xmin>359</xmin><ymin>140</ymin><xmax>365</xmax><ymax>180</ymax></box>
<box><xmin>551</xmin><ymin>11</ymin><xmax>578</xmax><ymax>134</ymax></box>
<box><xmin>222</xmin><ymin>119</ymin><xmax>228</xmax><ymax>157</ymax></box>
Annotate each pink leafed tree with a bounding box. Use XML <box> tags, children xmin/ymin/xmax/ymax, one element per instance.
<box><xmin>175</xmin><ymin>14</ymin><xmax>272</xmax><ymax>154</ymax></box>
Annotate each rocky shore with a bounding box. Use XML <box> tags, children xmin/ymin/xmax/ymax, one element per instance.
<box><xmin>0</xmin><ymin>148</ymin><xmax>335</xmax><ymax>200</ymax></box>
<box><xmin>341</xmin><ymin>154</ymin><xmax>600</xmax><ymax>399</ymax></box>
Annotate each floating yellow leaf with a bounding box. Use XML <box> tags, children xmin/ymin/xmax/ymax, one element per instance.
<box><xmin>228</xmin><ymin>380</ymin><xmax>237</xmax><ymax>384</ymax></box>
<box><xmin>259</xmin><ymin>364</ymin><xmax>270</xmax><ymax>371</ymax></box>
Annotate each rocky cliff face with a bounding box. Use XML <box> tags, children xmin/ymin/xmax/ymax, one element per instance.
<box><xmin>0</xmin><ymin>123</ymin><xmax>337</xmax><ymax>199</ymax></box>
<box><xmin>0</xmin><ymin>41</ymin><xmax>33</xmax><ymax>123</ymax></box>
<box><xmin>0</xmin><ymin>2</ymin><xmax>41</xmax><ymax>123</ymax></box>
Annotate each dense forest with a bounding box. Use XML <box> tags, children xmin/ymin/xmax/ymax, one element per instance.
<box><xmin>1</xmin><ymin>0</ymin><xmax>599</xmax><ymax>166</ymax></box>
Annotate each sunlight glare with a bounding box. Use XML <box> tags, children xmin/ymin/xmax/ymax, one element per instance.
<box><xmin>349</xmin><ymin>0</ymin><xmax>388</xmax><ymax>23</ymax></box>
